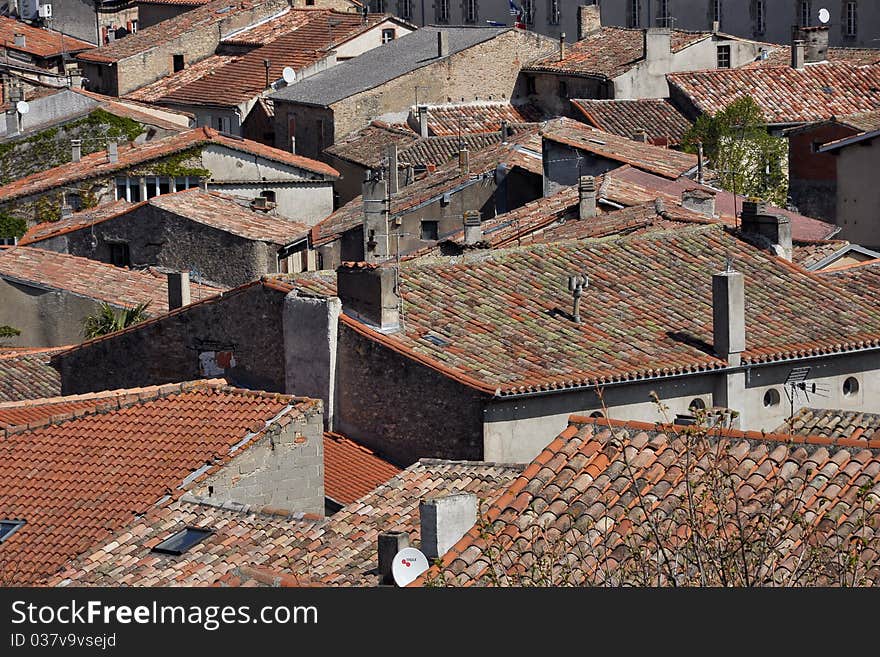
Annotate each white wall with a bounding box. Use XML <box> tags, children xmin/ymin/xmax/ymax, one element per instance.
<box><xmin>208</xmin><ymin>181</ymin><xmax>333</xmax><ymax>225</ymax></box>
<box><xmin>333</xmin><ymin>19</ymin><xmax>415</xmax><ymax>60</ymax></box>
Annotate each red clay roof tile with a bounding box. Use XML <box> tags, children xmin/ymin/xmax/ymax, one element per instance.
<box><xmin>322</xmin><ymin>431</ymin><xmax>401</xmax><ymax>505</ymax></box>
<box><xmin>0</xmin><ymin>16</ymin><xmax>93</xmax><ymax>58</ymax></box>
<box><xmin>0</xmin><ymin>347</ymin><xmax>68</xmax><ymax>403</ymax></box>
<box><xmin>571</xmin><ymin>98</ymin><xmax>692</xmax><ymax>146</ymax></box>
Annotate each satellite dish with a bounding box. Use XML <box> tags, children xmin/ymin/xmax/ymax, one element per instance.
<box><xmin>15</xmin><ymin>100</ymin><xmax>29</xmax><ymax>114</ymax></box>
<box><xmin>281</xmin><ymin>66</ymin><xmax>296</xmax><ymax>84</ymax></box>
<box><xmin>391</xmin><ymin>547</ymin><xmax>429</xmax><ymax>587</ymax></box>
<box><xmin>818</xmin><ymin>8</ymin><xmax>830</xmax><ymax>24</ymax></box>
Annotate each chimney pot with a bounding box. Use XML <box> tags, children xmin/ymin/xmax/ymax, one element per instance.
<box><xmin>437</xmin><ymin>30</ymin><xmax>449</xmax><ymax>58</ymax></box>
<box><xmin>417</xmin><ymin>105</ymin><xmax>429</xmax><ymax>138</ymax></box>
<box><xmin>578</xmin><ymin>175</ymin><xmax>596</xmax><ymax>220</ymax></box>
<box><xmin>791</xmin><ymin>39</ymin><xmax>806</xmax><ymax>69</ymax></box>
<box><xmin>71</xmin><ymin>138</ymin><xmax>82</xmax><ymax>162</ymax></box>
<box><xmin>336</xmin><ymin>262</ymin><xmax>400</xmax><ymax>331</ymax></box>
<box><xmin>378</xmin><ymin>531</ymin><xmax>410</xmax><ymax>585</ymax></box>
<box><xmin>577</xmin><ymin>5</ymin><xmax>601</xmax><ymax>40</ymax></box>
<box><xmin>167</xmin><ymin>271</ymin><xmax>191</xmax><ymax>310</ymax></box>
<box><xmin>712</xmin><ymin>269</ymin><xmax>745</xmax><ymax>365</ymax></box>
<box><xmin>107</xmin><ymin>140</ymin><xmax>118</xmax><ymax>164</ymax></box>
<box><xmin>420</xmin><ymin>494</ymin><xmax>478</xmax><ymax>560</ymax></box>
<box><xmin>559</xmin><ymin>32</ymin><xmax>566</xmax><ymax>60</ymax></box>
<box><xmin>463</xmin><ymin>210</ymin><xmax>482</xmax><ymax>245</ymax></box>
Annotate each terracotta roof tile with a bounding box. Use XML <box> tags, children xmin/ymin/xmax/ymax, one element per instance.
<box><xmin>524</xmin><ymin>26</ymin><xmax>711</xmax><ymax>78</ymax></box>
<box><xmin>51</xmin><ymin>458</ymin><xmax>517</xmax><ymax>586</ymax></box>
<box><xmin>819</xmin><ymin>258</ymin><xmax>880</xmax><ymax>303</ymax></box>
<box><xmin>0</xmin><ymin>246</ymin><xmax>223</xmax><ymax>313</ymax></box>
<box><xmin>571</xmin><ymin>98</ymin><xmax>692</xmax><ymax>146</ymax></box>
<box><xmin>20</xmin><ymin>200</ymin><xmax>132</xmax><ymax>245</ymax></box>
<box><xmin>322</xmin><ymin>431</ymin><xmax>401</xmax><ymax>505</ymax></box>
<box><xmin>779</xmin><ymin>408</ymin><xmax>880</xmax><ymax>442</ymax></box>
<box><xmin>667</xmin><ymin>62</ymin><xmax>880</xmax><ymax>125</ymax></box>
<box><xmin>541</xmin><ymin>117</ymin><xmax>698</xmax><ymax>179</ymax></box>
<box><xmin>744</xmin><ymin>46</ymin><xmax>880</xmax><ymax>68</ymax></box>
<box><xmin>0</xmin><ymin>126</ymin><xmax>337</xmax><ymax>204</ymax></box>
<box><xmin>0</xmin><ymin>16</ymin><xmax>93</xmax><ymax>58</ymax></box>
<box><xmin>417</xmin><ymin>102</ymin><xmax>544</xmax><ymax>136</ymax></box>
<box><xmin>0</xmin><ymin>379</ymin><xmax>317</xmax><ymax>584</ymax></box>
<box><xmin>0</xmin><ymin>347</ymin><xmax>67</xmax><ymax>403</ymax></box>
<box><xmin>791</xmin><ymin>239</ymin><xmax>850</xmax><ymax>269</ymax></box>
<box><xmin>420</xmin><ymin>416</ymin><xmax>880</xmax><ymax>586</ymax></box>
<box><xmin>838</xmin><ymin>108</ymin><xmax>880</xmax><ymax>133</ymax></box>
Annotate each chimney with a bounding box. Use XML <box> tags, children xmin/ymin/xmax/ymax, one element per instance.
<box><xmin>712</xmin><ymin>20</ymin><xmax>720</xmax><ymax>33</ymax></box>
<box><xmin>386</xmin><ymin>143</ymin><xmax>399</xmax><ymax>195</ymax></box>
<box><xmin>437</xmin><ymin>30</ymin><xmax>449</xmax><ymax>58</ymax></box>
<box><xmin>167</xmin><ymin>271</ymin><xmax>191</xmax><ymax>310</ymax></box>
<box><xmin>107</xmin><ymin>140</ymin><xmax>118</xmax><ymax>164</ymax></box>
<box><xmin>645</xmin><ymin>27</ymin><xmax>672</xmax><ymax>62</ymax></box>
<box><xmin>60</xmin><ymin>204</ymin><xmax>73</xmax><ymax>219</ymax></box>
<box><xmin>71</xmin><ymin>138</ymin><xmax>82</xmax><ymax>163</ymax></box>
<box><xmin>577</xmin><ymin>5</ymin><xmax>601</xmax><ymax>40</ymax></box>
<box><xmin>458</xmin><ymin>147</ymin><xmax>469</xmax><ymax>176</ymax></box>
<box><xmin>631</xmin><ymin>129</ymin><xmax>649</xmax><ymax>143</ymax></box>
<box><xmin>5</xmin><ymin>109</ymin><xmax>20</xmax><ymax>136</ymax></box>
<box><xmin>578</xmin><ymin>175</ymin><xmax>596</xmax><ymax>219</ymax></box>
<box><xmin>463</xmin><ymin>210</ymin><xmax>482</xmax><ymax>245</ymax></box>
<box><xmin>13</xmin><ymin>33</ymin><xmax>25</xmax><ymax>48</ymax></box>
<box><xmin>791</xmin><ymin>39</ymin><xmax>805</xmax><ymax>70</ymax></box>
<box><xmin>362</xmin><ymin>175</ymin><xmax>389</xmax><ymax>263</ymax></box>
<box><xmin>420</xmin><ymin>493</ymin><xmax>478</xmax><ymax>560</ymax></box>
<box><xmin>794</xmin><ymin>25</ymin><xmax>829</xmax><ymax>64</ymax></box>
<box><xmin>417</xmin><ymin>105</ymin><xmax>429</xmax><ymax>137</ymax></box>
<box><xmin>712</xmin><ymin>267</ymin><xmax>745</xmax><ymax>366</ymax></box>
<box><xmin>681</xmin><ymin>188</ymin><xmax>716</xmax><ymax>217</ymax></box>
<box><xmin>336</xmin><ymin>262</ymin><xmax>400</xmax><ymax>331</ymax></box>
<box><xmin>740</xmin><ymin>199</ymin><xmax>792</xmax><ymax>261</ymax></box>
<box><xmin>499</xmin><ymin>119</ymin><xmax>509</xmax><ymax>142</ymax></box>
<box><xmin>697</xmin><ymin>141</ymin><xmax>705</xmax><ymax>184</ymax></box>
<box><xmin>558</xmin><ymin>32</ymin><xmax>566</xmax><ymax>60</ymax></box>
<box><xmin>378</xmin><ymin>531</ymin><xmax>410</xmax><ymax>586</ymax></box>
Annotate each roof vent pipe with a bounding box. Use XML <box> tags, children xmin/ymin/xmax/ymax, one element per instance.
<box><xmin>568</xmin><ymin>273</ymin><xmax>588</xmax><ymax>324</ymax></box>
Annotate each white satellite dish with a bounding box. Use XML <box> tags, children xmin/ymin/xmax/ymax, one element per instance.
<box><xmin>281</xmin><ymin>66</ymin><xmax>296</xmax><ymax>84</ymax></box>
<box><xmin>818</xmin><ymin>7</ymin><xmax>830</xmax><ymax>24</ymax></box>
<box><xmin>391</xmin><ymin>547</ymin><xmax>429</xmax><ymax>587</ymax></box>
<box><xmin>15</xmin><ymin>100</ymin><xmax>29</xmax><ymax>114</ymax></box>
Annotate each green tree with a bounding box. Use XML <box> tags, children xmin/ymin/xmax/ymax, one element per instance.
<box><xmin>0</xmin><ymin>325</ymin><xmax>20</xmax><ymax>341</ymax></box>
<box><xmin>682</xmin><ymin>95</ymin><xmax>788</xmax><ymax>207</ymax></box>
<box><xmin>82</xmin><ymin>302</ymin><xmax>150</xmax><ymax>339</ymax></box>
<box><xmin>0</xmin><ymin>212</ymin><xmax>26</xmax><ymax>239</ymax></box>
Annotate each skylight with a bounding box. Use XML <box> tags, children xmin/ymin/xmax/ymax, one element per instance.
<box><xmin>0</xmin><ymin>519</ymin><xmax>25</xmax><ymax>543</ymax></box>
<box><xmin>151</xmin><ymin>527</ymin><xmax>213</xmax><ymax>556</ymax></box>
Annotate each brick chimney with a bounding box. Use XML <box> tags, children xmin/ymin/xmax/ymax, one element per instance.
<box><xmin>578</xmin><ymin>175</ymin><xmax>596</xmax><ymax>219</ymax></box>
<box><xmin>420</xmin><ymin>493</ymin><xmax>477</xmax><ymax>560</ymax></box>
<box><xmin>577</xmin><ymin>5</ymin><xmax>601</xmax><ymax>40</ymax></box>
<box><xmin>417</xmin><ymin>105</ymin><xmax>429</xmax><ymax>137</ymax></box>
<box><xmin>336</xmin><ymin>262</ymin><xmax>400</xmax><ymax>332</ymax></box>
<box><xmin>71</xmin><ymin>138</ymin><xmax>82</xmax><ymax>163</ymax></box>
<box><xmin>681</xmin><ymin>188</ymin><xmax>715</xmax><ymax>217</ymax></box>
<box><xmin>437</xmin><ymin>30</ymin><xmax>449</xmax><ymax>58</ymax></box>
<box><xmin>793</xmin><ymin>25</ymin><xmax>829</xmax><ymax>63</ymax></box>
<box><xmin>167</xmin><ymin>271</ymin><xmax>191</xmax><ymax>310</ymax></box>
<box><xmin>107</xmin><ymin>140</ymin><xmax>118</xmax><ymax>164</ymax></box>
<box><xmin>645</xmin><ymin>27</ymin><xmax>672</xmax><ymax>62</ymax></box>
<box><xmin>741</xmin><ymin>199</ymin><xmax>792</xmax><ymax>261</ymax></box>
<box><xmin>791</xmin><ymin>39</ymin><xmax>806</xmax><ymax>69</ymax></box>
<box><xmin>362</xmin><ymin>175</ymin><xmax>389</xmax><ymax>263</ymax></box>
<box><xmin>463</xmin><ymin>210</ymin><xmax>482</xmax><ymax>244</ymax></box>
<box><xmin>378</xmin><ymin>531</ymin><xmax>410</xmax><ymax>586</ymax></box>
<box><xmin>712</xmin><ymin>267</ymin><xmax>745</xmax><ymax>366</ymax></box>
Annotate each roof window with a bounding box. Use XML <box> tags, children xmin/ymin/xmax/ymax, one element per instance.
<box><xmin>0</xmin><ymin>519</ymin><xmax>25</xmax><ymax>543</ymax></box>
<box><xmin>151</xmin><ymin>526</ymin><xmax>213</xmax><ymax>556</ymax></box>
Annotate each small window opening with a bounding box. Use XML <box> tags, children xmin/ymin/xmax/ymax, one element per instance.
<box><xmin>843</xmin><ymin>377</ymin><xmax>860</xmax><ymax>397</ymax></box>
<box><xmin>0</xmin><ymin>519</ymin><xmax>25</xmax><ymax>543</ymax></box>
<box><xmin>151</xmin><ymin>526</ymin><xmax>213</xmax><ymax>555</ymax></box>
<box><xmin>763</xmin><ymin>388</ymin><xmax>781</xmax><ymax>407</ymax></box>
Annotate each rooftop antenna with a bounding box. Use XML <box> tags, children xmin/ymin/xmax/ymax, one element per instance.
<box><xmin>783</xmin><ymin>366</ymin><xmax>830</xmax><ymax>427</ymax></box>
<box><xmin>567</xmin><ymin>273</ymin><xmax>588</xmax><ymax>323</ymax></box>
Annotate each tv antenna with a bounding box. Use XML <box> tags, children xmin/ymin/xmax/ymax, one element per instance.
<box><xmin>783</xmin><ymin>366</ymin><xmax>829</xmax><ymax>425</ymax></box>
<box><xmin>818</xmin><ymin>8</ymin><xmax>830</xmax><ymax>25</ymax></box>
<box><xmin>391</xmin><ymin>547</ymin><xmax>429</xmax><ymax>586</ymax></box>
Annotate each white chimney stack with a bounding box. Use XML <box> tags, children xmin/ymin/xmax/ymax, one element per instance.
<box><xmin>107</xmin><ymin>140</ymin><xmax>118</xmax><ymax>164</ymax></box>
<box><xmin>578</xmin><ymin>175</ymin><xmax>596</xmax><ymax>219</ymax></box>
<box><xmin>420</xmin><ymin>494</ymin><xmax>478</xmax><ymax>560</ymax></box>
<box><xmin>712</xmin><ymin>268</ymin><xmax>745</xmax><ymax>366</ymax></box>
<box><xmin>71</xmin><ymin>138</ymin><xmax>82</xmax><ymax>163</ymax></box>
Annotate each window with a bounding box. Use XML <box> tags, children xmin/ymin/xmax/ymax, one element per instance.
<box><xmin>66</xmin><ymin>192</ymin><xmax>82</xmax><ymax>211</ymax></box>
<box><xmin>688</xmin><ymin>398</ymin><xmax>707</xmax><ymax>412</ymax></box>
<box><xmin>109</xmin><ymin>242</ymin><xmax>131</xmax><ymax>268</ymax></box>
<box><xmin>525</xmin><ymin>74</ymin><xmax>536</xmax><ymax>95</ymax></box>
<box><xmin>382</xmin><ymin>28</ymin><xmax>396</xmax><ymax>43</ymax></box>
<box><xmin>712</xmin><ymin>0</ymin><xmax>721</xmax><ymax>25</ymax></box>
<box><xmin>843</xmin><ymin>377</ymin><xmax>860</xmax><ymax>397</ymax></box>
<box><xmin>589</xmin><ymin>411</ymin><xmax>604</xmax><ymax>418</ymax></box>
<box><xmin>115</xmin><ymin>176</ymin><xmax>199</xmax><ymax>201</ymax></box>
<box><xmin>845</xmin><ymin>2</ymin><xmax>857</xmax><ymax>37</ymax></box>
<box><xmin>370</xmin><ymin>0</ymin><xmax>386</xmax><ymax>11</ymax></box>
<box><xmin>420</xmin><ymin>220</ymin><xmax>439</xmax><ymax>241</ymax></box>
<box><xmin>558</xmin><ymin>79</ymin><xmax>568</xmax><ymax>98</ymax></box>
<box><xmin>260</xmin><ymin>190</ymin><xmax>276</xmax><ymax>203</ymax></box>
<box><xmin>464</xmin><ymin>0</ymin><xmax>478</xmax><ymax>23</ymax></box>
<box><xmin>151</xmin><ymin>527</ymin><xmax>213</xmax><ymax>556</ymax></box>
<box><xmin>717</xmin><ymin>44</ymin><xmax>731</xmax><ymax>68</ymax></box>
<box><xmin>130</xmin><ymin>19</ymin><xmax>138</xmax><ymax>33</ymax></box>
<box><xmin>763</xmin><ymin>388</ymin><xmax>781</xmax><ymax>407</ymax></box>
<box><xmin>306</xmin><ymin>0</ymin><xmax>314</xmax><ymax>4</ymax></box>
<box><xmin>397</xmin><ymin>0</ymin><xmax>412</xmax><ymax>20</ymax></box>
<box><xmin>172</xmin><ymin>54</ymin><xmax>184</xmax><ymax>72</ymax></box>
<box><xmin>628</xmin><ymin>0</ymin><xmax>641</xmax><ymax>28</ymax></box>
<box><xmin>0</xmin><ymin>519</ymin><xmax>25</xmax><ymax>543</ymax></box>
<box><xmin>436</xmin><ymin>0</ymin><xmax>449</xmax><ymax>23</ymax></box>
<box><xmin>548</xmin><ymin>0</ymin><xmax>560</xmax><ymax>25</ymax></box>
<box><xmin>523</xmin><ymin>0</ymin><xmax>535</xmax><ymax>25</ymax></box>
<box><xmin>755</xmin><ymin>0</ymin><xmax>765</xmax><ymax>34</ymax></box>
<box><xmin>657</xmin><ymin>0</ymin><xmax>671</xmax><ymax>27</ymax></box>
<box><xmin>799</xmin><ymin>1</ymin><xmax>811</xmax><ymax>27</ymax></box>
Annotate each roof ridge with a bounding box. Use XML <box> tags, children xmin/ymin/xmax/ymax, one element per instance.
<box><xmin>178</xmin><ymin>493</ymin><xmax>323</xmax><ymax>522</ymax></box>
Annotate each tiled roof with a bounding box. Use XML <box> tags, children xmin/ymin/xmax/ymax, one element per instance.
<box><xmin>571</xmin><ymin>98</ymin><xmax>692</xmax><ymax>146</ymax></box>
<box><xmin>133</xmin><ymin>11</ymin><xmax>391</xmax><ymax>108</ymax></box>
<box><xmin>838</xmin><ymin>108</ymin><xmax>880</xmax><ymax>133</ymax></box>
<box><xmin>323</xmin><ymin>121</ymin><xmax>423</xmax><ymax>168</ymax></box>
<box><xmin>77</xmin><ymin>0</ymin><xmax>288</xmax><ymax>63</ymax></box>
<box><xmin>421</xmin><ymin>416</ymin><xmax>880</xmax><ymax>586</ymax></box>
<box><xmin>401</xmin><ymin>133</ymin><xmax>517</xmax><ymax>168</ymax></box>
<box><xmin>791</xmin><ymin>239</ymin><xmax>850</xmax><ymax>269</ymax></box>
<box><xmin>138</xmin><ymin>0</ymin><xmax>209</xmax><ymax>5</ymax></box>
<box><xmin>20</xmin><ymin>200</ymin><xmax>132</xmax><ymax>245</ymax></box>
<box><xmin>322</xmin><ymin>431</ymin><xmax>401</xmax><ymax>506</ymax></box>
<box><xmin>417</xmin><ymin>102</ymin><xmax>543</xmax><ymax>136</ymax></box>
<box><xmin>0</xmin><ymin>246</ymin><xmax>223</xmax><ymax>314</ymax></box>
<box><xmin>313</xmin><ymin>127</ymin><xmax>542</xmax><ymax>246</ymax></box>
<box><xmin>744</xmin><ymin>46</ymin><xmax>880</xmax><ymax>69</ymax></box>
<box><xmin>52</xmin><ymin>459</ymin><xmax>518</xmax><ymax>586</ymax></box>
<box><xmin>0</xmin><ymin>347</ymin><xmax>66</xmax><ymax>403</ymax></box>
<box><xmin>333</xmin><ymin>225</ymin><xmax>880</xmax><ymax>396</ymax></box>
<box><xmin>524</xmin><ymin>26</ymin><xmax>710</xmax><ymax>78</ymax></box>
<box><xmin>71</xmin><ymin>89</ymin><xmax>194</xmax><ymax>130</ymax></box>
<box><xmin>125</xmin><ymin>54</ymin><xmax>238</xmax><ymax>104</ymax></box>
<box><xmin>540</xmin><ymin>117</ymin><xmax>698</xmax><ymax>179</ymax></box>
<box><xmin>603</xmin><ymin>166</ymin><xmax>839</xmax><ymax>241</ymax></box>
<box><xmin>0</xmin><ymin>379</ymin><xmax>319</xmax><ymax>584</ymax></box>
<box><xmin>0</xmin><ymin>16</ymin><xmax>94</xmax><ymax>58</ymax></box>
<box><xmin>0</xmin><ymin>127</ymin><xmax>338</xmax><ymax>203</ymax></box>
<box><xmin>818</xmin><ymin>259</ymin><xmax>880</xmax><ymax>303</ymax></box>
<box><xmin>667</xmin><ymin>63</ymin><xmax>880</xmax><ymax>125</ymax></box>
<box><xmin>779</xmin><ymin>408</ymin><xmax>880</xmax><ymax>442</ymax></box>
<box><xmin>0</xmin><ymin>388</ymin><xmax>132</xmax><ymax>429</ymax></box>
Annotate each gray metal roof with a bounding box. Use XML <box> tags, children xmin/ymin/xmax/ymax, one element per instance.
<box><xmin>270</xmin><ymin>26</ymin><xmax>513</xmax><ymax>107</ymax></box>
